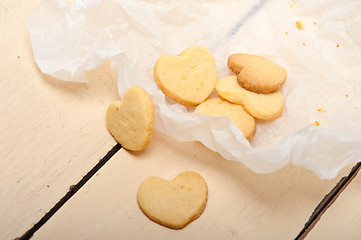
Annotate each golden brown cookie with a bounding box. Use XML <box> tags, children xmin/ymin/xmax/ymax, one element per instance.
<box><xmin>154</xmin><ymin>46</ymin><xmax>217</xmax><ymax>105</ymax></box>
<box><xmin>195</xmin><ymin>97</ymin><xmax>256</xmax><ymax>140</ymax></box>
<box><xmin>216</xmin><ymin>75</ymin><xmax>284</xmax><ymax>119</ymax></box>
<box><xmin>227</xmin><ymin>53</ymin><xmax>287</xmax><ymax>94</ymax></box>
<box><xmin>137</xmin><ymin>171</ymin><xmax>208</xmax><ymax>229</ymax></box>
<box><xmin>106</xmin><ymin>86</ymin><xmax>154</xmax><ymax>151</ymax></box>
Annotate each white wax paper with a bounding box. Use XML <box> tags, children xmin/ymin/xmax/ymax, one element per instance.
<box><xmin>29</xmin><ymin>0</ymin><xmax>361</xmax><ymax>179</ymax></box>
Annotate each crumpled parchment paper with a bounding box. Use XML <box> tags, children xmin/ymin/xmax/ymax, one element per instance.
<box><xmin>29</xmin><ymin>0</ymin><xmax>361</xmax><ymax>179</ymax></box>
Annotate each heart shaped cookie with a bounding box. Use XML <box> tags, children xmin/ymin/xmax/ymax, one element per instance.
<box><xmin>154</xmin><ymin>46</ymin><xmax>217</xmax><ymax>105</ymax></box>
<box><xmin>228</xmin><ymin>53</ymin><xmax>287</xmax><ymax>94</ymax></box>
<box><xmin>216</xmin><ymin>75</ymin><xmax>284</xmax><ymax>119</ymax></box>
<box><xmin>137</xmin><ymin>171</ymin><xmax>208</xmax><ymax>229</ymax></box>
<box><xmin>106</xmin><ymin>86</ymin><xmax>154</xmax><ymax>151</ymax></box>
<box><xmin>195</xmin><ymin>97</ymin><xmax>256</xmax><ymax>140</ymax></box>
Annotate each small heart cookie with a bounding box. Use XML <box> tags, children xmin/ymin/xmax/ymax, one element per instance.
<box><xmin>106</xmin><ymin>86</ymin><xmax>154</xmax><ymax>151</ymax></box>
<box><xmin>195</xmin><ymin>97</ymin><xmax>256</xmax><ymax>140</ymax></box>
<box><xmin>137</xmin><ymin>171</ymin><xmax>208</xmax><ymax>229</ymax></box>
<box><xmin>228</xmin><ymin>53</ymin><xmax>287</xmax><ymax>94</ymax></box>
<box><xmin>154</xmin><ymin>46</ymin><xmax>217</xmax><ymax>105</ymax></box>
<box><xmin>216</xmin><ymin>75</ymin><xmax>284</xmax><ymax>119</ymax></box>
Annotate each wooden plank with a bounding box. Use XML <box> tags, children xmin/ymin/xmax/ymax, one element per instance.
<box><xmin>295</xmin><ymin>162</ymin><xmax>361</xmax><ymax>239</ymax></box>
<box><xmin>33</xmin><ymin>130</ymin><xmax>354</xmax><ymax>240</ymax></box>
<box><xmin>15</xmin><ymin>144</ymin><xmax>122</xmax><ymax>240</ymax></box>
<box><xmin>0</xmin><ymin>0</ymin><xmax>118</xmax><ymax>238</ymax></box>
<box><xmin>305</xmin><ymin>163</ymin><xmax>361</xmax><ymax>240</ymax></box>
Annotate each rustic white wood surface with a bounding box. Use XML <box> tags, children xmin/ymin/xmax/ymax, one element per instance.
<box><xmin>0</xmin><ymin>1</ymin><xmax>118</xmax><ymax>238</ymax></box>
<box><xmin>307</xmin><ymin>172</ymin><xmax>361</xmax><ymax>240</ymax></box>
<box><xmin>1</xmin><ymin>0</ymin><xmax>359</xmax><ymax>239</ymax></box>
<box><xmin>33</xmin><ymin>130</ymin><xmax>352</xmax><ymax>240</ymax></box>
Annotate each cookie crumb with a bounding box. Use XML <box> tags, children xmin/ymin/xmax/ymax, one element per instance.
<box><xmin>312</xmin><ymin>121</ymin><xmax>320</xmax><ymax>126</ymax></box>
<box><xmin>46</xmin><ymin>185</ymin><xmax>50</xmax><ymax>188</ymax></box>
<box><xmin>317</xmin><ymin>107</ymin><xmax>325</xmax><ymax>113</ymax></box>
<box><xmin>17</xmin><ymin>56</ymin><xmax>20</xmax><ymax>59</ymax></box>
<box><xmin>296</xmin><ymin>21</ymin><xmax>304</xmax><ymax>30</ymax></box>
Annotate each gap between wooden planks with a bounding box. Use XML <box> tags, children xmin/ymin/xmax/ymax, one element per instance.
<box><xmin>14</xmin><ymin>143</ymin><xmax>122</xmax><ymax>240</ymax></box>
<box><xmin>14</xmin><ymin>141</ymin><xmax>361</xmax><ymax>240</ymax></box>
<box><xmin>295</xmin><ymin>162</ymin><xmax>361</xmax><ymax>240</ymax></box>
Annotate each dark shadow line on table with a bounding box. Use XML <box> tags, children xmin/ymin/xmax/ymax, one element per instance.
<box><xmin>295</xmin><ymin>162</ymin><xmax>361</xmax><ymax>240</ymax></box>
<box><xmin>226</xmin><ymin>0</ymin><xmax>267</xmax><ymax>38</ymax></box>
<box><xmin>210</xmin><ymin>0</ymin><xmax>267</xmax><ymax>54</ymax></box>
<box><xmin>14</xmin><ymin>143</ymin><xmax>122</xmax><ymax>240</ymax></box>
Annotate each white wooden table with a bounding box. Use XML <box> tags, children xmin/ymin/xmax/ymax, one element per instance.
<box><xmin>1</xmin><ymin>1</ymin><xmax>360</xmax><ymax>239</ymax></box>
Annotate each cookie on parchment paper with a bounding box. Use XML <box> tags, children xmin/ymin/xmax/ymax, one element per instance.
<box><xmin>195</xmin><ymin>97</ymin><xmax>256</xmax><ymax>140</ymax></box>
<box><xmin>154</xmin><ymin>46</ymin><xmax>217</xmax><ymax>105</ymax></box>
<box><xmin>227</xmin><ymin>53</ymin><xmax>287</xmax><ymax>94</ymax></box>
<box><xmin>216</xmin><ymin>75</ymin><xmax>284</xmax><ymax>120</ymax></box>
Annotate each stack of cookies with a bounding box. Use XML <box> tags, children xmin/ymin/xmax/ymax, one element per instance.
<box><xmin>154</xmin><ymin>46</ymin><xmax>287</xmax><ymax>141</ymax></box>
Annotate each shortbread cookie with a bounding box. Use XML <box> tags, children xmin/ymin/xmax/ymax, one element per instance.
<box><xmin>154</xmin><ymin>46</ymin><xmax>217</xmax><ymax>105</ymax></box>
<box><xmin>195</xmin><ymin>98</ymin><xmax>256</xmax><ymax>140</ymax></box>
<box><xmin>228</xmin><ymin>53</ymin><xmax>287</xmax><ymax>94</ymax></box>
<box><xmin>106</xmin><ymin>86</ymin><xmax>154</xmax><ymax>151</ymax></box>
<box><xmin>137</xmin><ymin>171</ymin><xmax>208</xmax><ymax>229</ymax></box>
<box><xmin>216</xmin><ymin>75</ymin><xmax>283</xmax><ymax>119</ymax></box>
